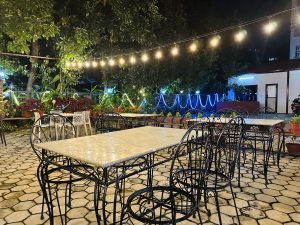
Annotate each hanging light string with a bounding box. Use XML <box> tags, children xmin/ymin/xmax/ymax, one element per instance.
<box><xmin>0</xmin><ymin>5</ymin><xmax>297</xmax><ymax>63</ymax></box>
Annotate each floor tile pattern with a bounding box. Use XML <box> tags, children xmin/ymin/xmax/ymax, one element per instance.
<box><xmin>0</xmin><ymin>130</ymin><xmax>299</xmax><ymax>225</ymax></box>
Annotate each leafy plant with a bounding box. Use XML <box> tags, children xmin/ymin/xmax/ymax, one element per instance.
<box><xmin>167</xmin><ymin>112</ymin><xmax>172</xmax><ymax>117</ymax></box>
<box><xmin>230</xmin><ymin>112</ymin><xmax>237</xmax><ymax>118</ymax></box>
<box><xmin>175</xmin><ymin>112</ymin><xmax>181</xmax><ymax>118</ymax></box>
<box><xmin>185</xmin><ymin>112</ymin><xmax>192</xmax><ymax>118</ymax></box>
<box><xmin>160</xmin><ymin>112</ymin><xmax>164</xmax><ymax>116</ymax></box>
<box><xmin>291</xmin><ymin>115</ymin><xmax>300</xmax><ymax>123</ymax></box>
<box><xmin>198</xmin><ymin>113</ymin><xmax>203</xmax><ymax>118</ymax></box>
<box><xmin>18</xmin><ymin>99</ymin><xmax>43</xmax><ymax>112</ymax></box>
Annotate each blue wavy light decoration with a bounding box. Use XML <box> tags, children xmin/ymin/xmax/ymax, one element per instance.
<box><xmin>155</xmin><ymin>93</ymin><xmax>225</xmax><ymax>111</ymax></box>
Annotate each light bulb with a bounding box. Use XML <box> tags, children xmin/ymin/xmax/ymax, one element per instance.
<box><xmin>66</xmin><ymin>62</ymin><xmax>71</xmax><ymax>67</ymax></box>
<box><xmin>100</xmin><ymin>60</ymin><xmax>106</xmax><ymax>67</ymax></box>
<box><xmin>108</xmin><ymin>58</ymin><xmax>115</xmax><ymax>66</ymax></box>
<box><xmin>155</xmin><ymin>50</ymin><xmax>163</xmax><ymax>59</ymax></box>
<box><xmin>234</xmin><ymin>30</ymin><xmax>247</xmax><ymax>42</ymax></box>
<box><xmin>209</xmin><ymin>36</ymin><xmax>221</xmax><ymax>48</ymax></box>
<box><xmin>129</xmin><ymin>56</ymin><xmax>136</xmax><ymax>64</ymax></box>
<box><xmin>92</xmin><ymin>61</ymin><xmax>98</xmax><ymax>68</ymax></box>
<box><xmin>171</xmin><ymin>46</ymin><xmax>179</xmax><ymax>56</ymax></box>
<box><xmin>84</xmin><ymin>61</ymin><xmax>91</xmax><ymax>68</ymax></box>
<box><xmin>263</xmin><ymin>21</ymin><xmax>277</xmax><ymax>35</ymax></box>
<box><xmin>189</xmin><ymin>42</ymin><xmax>197</xmax><ymax>52</ymax></box>
<box><xmin>77</xmin><ymin>62</ymin><xmax>83</xmax><ymax>68</ymax></box>
<box><xmin>71</xmin><ymin>62</ymin><xmax>76</xmax><ymax>67</ymax></box>
<box><xmin>141</xmin><ymin>53</ymin><xmax>149</xmax><ymax>62</ymax></box>
<box><xmin>119</xmin><ymin>58</ymin><xmax>125</xmax><ymax>65</ymax></box>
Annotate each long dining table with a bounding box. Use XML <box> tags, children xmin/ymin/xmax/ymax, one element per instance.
<box><xmin>35</xmin><ymin>126</ymin><xmax>187</xmax><ymax>224</ymax></box>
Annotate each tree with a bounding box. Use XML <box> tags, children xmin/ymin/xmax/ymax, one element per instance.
<box><xmin>0</xmin><ymin>0</ymin><xmax>58</xmax><ymax>94</ymax></box>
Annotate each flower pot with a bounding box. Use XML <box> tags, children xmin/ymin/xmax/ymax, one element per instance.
<box><xmin>167</xmin><ymin>117</ymin><xmax>173</xmax><ymax>124</ymax></box>
<box><xmin>39</xmin><ymin>111</ymin><xmax>45</xmax><ymax>116</ymax></box>
<box><xmin>291</xmin><ymin>122</ymin><xmax>300</xmax><ymax>135</ymax></box>
<box><xmin>158</xmin><ymin>116</ymin><xmax>165</xmax><ymax>123</ymax></box>
<box><xmin>174</xmin><ymin>117</ymin><xmax>181</xmax><ymax>124</ymax></box>
<box><xmin>286</xmin><ymin>143</ymin><xmax>300</xmax><ymax>156</ymax></box>
<box><xmin>22</xmin><ymin>111</ymin><xmax>32</xmax><ymax>118</ymax></box>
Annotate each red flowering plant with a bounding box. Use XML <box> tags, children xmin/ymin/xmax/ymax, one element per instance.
<box><xmin>55</xmin><ymin>97</ymin><xmax>95</xmax><ymax>112</ymax></box>
<box><xmin>18</xmin><ymin>99</ymin><xmax>43</xmax><ymax>112</ymax></box>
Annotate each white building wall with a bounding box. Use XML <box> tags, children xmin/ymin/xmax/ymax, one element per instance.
<box><xmin>289</xmin><ymin>70</ymin><xmax>300</xmax><ymax>113</ymax></box>
<box><xmin>229</xmin><ymin>72</ymin><xmax>288</xmax><ymax>113</ymax></box>
<box><xmin>290</xmin><ymin>0</ymin><xmax>300</xmax><ymax>59</ymax></box>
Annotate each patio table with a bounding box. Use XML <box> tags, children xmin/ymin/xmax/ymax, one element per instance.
<box><xmin>35</xmin><ymin>126</ymin><xmax>187</xmax><ymax>224</ymax></box>
<box><xmin>119</xmin><ymin>113</ymin><xmax>159</xmax><ymax>118</ymax></box>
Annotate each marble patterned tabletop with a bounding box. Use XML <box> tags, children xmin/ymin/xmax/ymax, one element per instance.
<box><xmin>35</xmin><ymin>126</ymin><xmax>187</xmax><ymax>168</ymax></box>
<box><xmin>187</xmin><ymin>117</ymin><xmax>284</xmax><ymax>127</ymax></box>
<box><xmin>119</xmin><ymin>113</ymin><xmax>159</xmax><ymax>118</ymax></box>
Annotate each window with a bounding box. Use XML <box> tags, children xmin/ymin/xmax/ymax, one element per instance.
<box><xmin>296</xmin><ymin>45</ymin><xmax>300</xmax><ymax>59</ymax></box>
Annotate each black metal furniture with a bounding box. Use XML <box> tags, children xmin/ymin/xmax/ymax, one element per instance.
<box><xmin>0</xmin><ymin>118</ymin><xmax>6</xmax><ymax>146</ymax></box>
<box><xmin>204</xmin><ymin>117</ymin><xmax>244</xmax><ymax>225</ymax></box>
<box><xmin>122</xmin><ymin>122</ymin><xmax>213</xmax><ymax>224</ymax></box>
<box><xmin>30</xmin><ymin>114</ymin><xmax>95</xmax><ymax>225</ymax></box>
<box><xmin>95</xmin><ymin>112</ymin><xmax>128</xmax><ymax>133</ymax></box>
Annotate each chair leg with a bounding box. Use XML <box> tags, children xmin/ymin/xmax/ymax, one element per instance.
<box><xmin>230</xmin><ymin>183</ymin><xmax>240</xmax><ymax>225</ymax></box>
<box><xmin>89</xmin><ymin>123</ymin><xmax>93</xmax><ymax>135</ymax></box>
<box><xmin>84</xmin><ymin>124</ymin><xmax>88</xmax><ymax>136</ymax></box>
<box><xmin>214</xmin><ymin>191</ymin><xmax>222</xmax><ymax>225</ymax></box>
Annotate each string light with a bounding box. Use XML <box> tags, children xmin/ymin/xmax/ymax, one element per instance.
<box><xmin>129</xmin><ymin>56</ymin><xmax>136</xmax><ymax>65</ymax></box>
<box><xmin>171</xmin><ymin>46</ymin><xmax>179</xmax><ymax>56</ymax></box>
<box><xmin>65</xmin><ymin>62</ymin><xmax>71</xmax><ymax>68</ymax></box>
<box><xmin>189</xmin><ymin>42</ymin><xmax>198</xmax><ymax>52</ymax></box>
<box><xmin>84</xmin><ymin>61</ymin><xmax>91</xmax><ymax>68</ymax></box>
<box><xmin>108</xmin><ymin>58</ymin><xmax>115</xmax><ymax>66</ymax></box>
<box><xmin>77</xmin><ymin>62</ymin><xmax>83</xmax><ymax>68</ymax></box>
<box><xmin>155</xmin><ymin>50</ymin><xmax>163</xmax><ymax>59</ymax></box>
<box><xmin>100</xmin><ymin>60</ymin><xmax>106</xmax><ymax>67</ymax></box>
<box><xmin>234</xmin><ymin>30</ymin><xmax>247</xmax><ymax>42</ymax></box>
<box><xmin>119</xmin><ymin>57</ymin><xmax>125</xmax><ymax>65</ymax></box>
<box><xmin>263</xmin><ymin>21</ymin><xmax>278</xmax><ymax>34</ymax></box>
<box><xmin>209</xmin><ymin>36</ymin><xmax>221</xmax><ymax>48</ymax></box>
<box><xmin>71</xmin><ymin>62</ymin><xmax>76</xmax><ymax>67</ymax></box>
<box><xmin>141</xmin><ymin>53</ymin><xmax>149</xmax><ymax>62</ymax></box>
<box><xmin>92</xmin><ymin>61</ymin><xmax>98</xmax><ymax>68</ymax></box>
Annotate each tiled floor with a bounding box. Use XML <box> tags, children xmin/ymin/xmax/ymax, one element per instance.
<box><xmin>0</xmin><ymin>129</ymin><xmax>300</xmax><ymax>225</ymax></box>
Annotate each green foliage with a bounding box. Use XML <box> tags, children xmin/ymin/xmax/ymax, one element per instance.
<box><xmin>291</xmin><ymin>115</ymin><xmax>300</xmax><ymax>123</ymax></box>
<box><xmin>167</xmin><ymin>112</ymin><xmax>172</xmax><ymax>117</ymax></box>
<box><xmin>185</xmin><ymin>112</ymin><xmax>192</xmax><ymax>118</ymax></box>
<box><xmin>175</xmin><ymin>112</ymin><xmax>181</xmax><ymax>118</ymax></box>
<box><xmin>198</xmin><ymin>113</ymin><xmax>203</xmax><ymax>118</ymax></box>
<box><xmin>0</xmin><ymin>0</ymin><xmax>58</xmax><ymax>53</ymax></box>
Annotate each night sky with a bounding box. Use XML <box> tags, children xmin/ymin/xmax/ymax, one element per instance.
<box><xmin>184</xmin><ymin>0</ymin><xmax>291</xmax><ymax>61</ymax></box>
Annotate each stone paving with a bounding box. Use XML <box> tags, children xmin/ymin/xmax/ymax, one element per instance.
<box><xmin>0</xmin><ymin>129</ymin><xmax>300</xmax><ymax>225</ymax></box>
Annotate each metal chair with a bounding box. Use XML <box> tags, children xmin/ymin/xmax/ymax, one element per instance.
<box><xmin>203</xmin><ymin>117</ymin><xmax>244</xmax><ymax>225</ymax></box>
<box><xmin>0</xmin><ymin>118</ymin><xmax>6</xmax><ymax>146</ymax></box>
<box><xmin>95</xmin><ymin>112</ymin><xmax>128</xmax><ymax>133</ymax></box>
<box><xmin>122</xmin><ymin>122</ymin><xmax>214</xmax><ymax>225</ymax></box>
<box><xmin>30</xmin><ymin>114</ymin><xmax>95</xmax><ymax>225</ymax></box>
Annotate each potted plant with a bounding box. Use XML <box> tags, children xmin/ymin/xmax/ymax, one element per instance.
<box><xmin>198</xmin><ymin>113</ymin><xmax>203</xmax><ymax>118</ymax></box>
<box><xmin>290</xmin><ymin>115</ymin><xmax>300</xmax><ymax>135</ymax></box>
<box><xmin>286</xmin><ymin>142</ymin><xmax>300</xmax><ymax>156</ymax></box>
<box><xmin>167</xmin><ymin>112</ymin><xmax>173</xmax><ymax>124</ymax></box>
<box><xmin>175</xmin><ymin>112</ymin><xmax>182</xmax><ymax>124</ymax></box>
<box><xmin>230</xmin><ymin>111</ymin><xmax>237</xmax><ymax>118</ymax></box>
<box><xmin>18</xmin><ymin>99</ymin><xmax>43</xmax><ymax>118</ymax></box>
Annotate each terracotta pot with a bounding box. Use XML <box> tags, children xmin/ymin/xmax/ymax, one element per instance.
<box><xmin>158</xmin><ymin>116</ymin><xmax>165</xmax><ymax>123</ymax></box>
<box><xmin>22</xmin><ymin>111</ymin><xmax>32</xmax><ymax>118</ymax></box>
<box><xmin>291</xmin><ymin>122</ymin><xmax>300</xmax><ymax>135</ymax></box>
<box><xmin>167</xmin><ymin>117</ymin><xmax>173</xmax><ymax>124</ymax></box>
<box><xmin>286</xmin><ymin>143</ymin><xmax>300</xmax><ymax>156</ymax></box>
<box><xmin>174</xmin><ymin>117</ymin><xmax>181</xmax><ymax>124</ymax></box>
<box><xmin>39</xmin><ymin>111</ymin><xmax>45</xmax><ymax>116</ymax></box>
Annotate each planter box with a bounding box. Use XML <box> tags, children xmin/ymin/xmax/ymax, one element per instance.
<box><xmin>216</xmin><ymin>101</ymin><xmax>259</xmax><ymax>113</ymax></box>
<box><xmin>286</xmin><ymin>143</ymin><xmax>300</xmax><ymax>156</ymax></box>
<box><xmin>291</xmin><ymin>122</ymin><xmax>300</xmax><ymax>135</ymax></box>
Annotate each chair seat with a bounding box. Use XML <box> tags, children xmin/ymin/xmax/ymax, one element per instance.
<box><xmin>174</xmin><ymin>169</ymin><xmax>231</xmax><ymax>191</ymax></box>
<box><xmin>126</xmin><ymin>186</ymin><xmax>197</xmax><ymax>224</ymax></box>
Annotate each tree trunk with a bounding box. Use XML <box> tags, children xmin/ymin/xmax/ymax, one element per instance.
<box><xmin>26</xmin><ymin>40</ymin><xmax>39</xmax><ymax>95</ymax></box>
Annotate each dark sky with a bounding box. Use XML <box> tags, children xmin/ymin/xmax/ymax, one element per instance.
<box><xmin>185</xmin><ymin>0</ymin><xmax>292</xmax><ymax>61</ymax></box>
